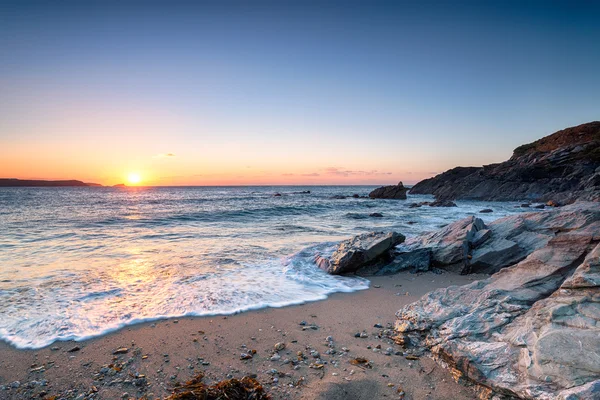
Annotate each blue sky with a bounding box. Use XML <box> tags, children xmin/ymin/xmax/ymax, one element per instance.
<box><xmin>1</xmin><ymin>1</ymin><xmax>599</xmax><ymax>185</ymax></box>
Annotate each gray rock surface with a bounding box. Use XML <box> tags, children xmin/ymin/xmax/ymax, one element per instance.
<box><xmin>375</xmin><ymin>248</ymin><xmax>432</xmax><ymax>275</ymax></box>
<box><xmin>404</xmin><ymin>216</ymin><xmax>486</xmax><ymax>267</ymax></box>
<box><xmin>316</xmin><ymin>231</ymin><xmax>405</xmax><ymax>275</ymax></box>
<box><xmin>368</xmin><ymin>182</ymin><xmax>408</xmax><ymax>200</ymax></box>
<box><xmin>410</xmin><ymin>121</ymin><xmax>600</xmax><ymax>203</ymax></box>
<box><xmin>394</xmin><ymin>202</ymin><xmax>600</xmax><ymax>399</ymax></box>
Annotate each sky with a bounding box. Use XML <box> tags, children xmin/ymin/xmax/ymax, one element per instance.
<box><xmin>1</xmin><ymin>1</ymin><xmax>599</xmax><ymax>186</ymax></box>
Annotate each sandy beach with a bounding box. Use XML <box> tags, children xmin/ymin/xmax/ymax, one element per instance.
<box><xmin>0</xmin><ymin>271</ymin><xmax>486</xmax><ymax>400</ymax></box>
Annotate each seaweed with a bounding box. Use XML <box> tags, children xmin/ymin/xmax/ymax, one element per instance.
<box><xmin>165</xmin><ymin>373</ymin><xmax>270</xmax><ymax>400</ymax></box>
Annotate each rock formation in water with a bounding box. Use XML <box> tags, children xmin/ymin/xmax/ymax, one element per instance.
<box><xmin>393</xmin><ymin>202</ymin><xmax>600</xmax><ymax>399</ymax></box>
<box><xmin>316</xmin><ymin>231</ymin><xmax>405</xmax><ymax>274</ymax></box>
<box><xmin>410</xmin><ymin>121</ymin><xmax>600</xmax><ymax>203</ymax></box>
<box><xmin>368</xmin><ymin>182</ymin><xmax>408</xmax><ymax>199</ymax></box>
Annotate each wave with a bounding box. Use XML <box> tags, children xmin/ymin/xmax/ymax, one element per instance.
<box><xmin>0</xmin><ymin>242</ymin><xmax>368</xmax><ymax>349</ymax></box>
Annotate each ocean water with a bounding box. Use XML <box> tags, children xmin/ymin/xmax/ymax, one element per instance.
<box><xmin>0</xmin><ymin>186</ymin><xmax>530</xmax><ymax>349</ymax></box>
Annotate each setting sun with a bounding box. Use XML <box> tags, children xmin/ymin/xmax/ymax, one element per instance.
<box><xmin>127</xmin><ymin>173</ymin><xmax>142</xmax><ymax>185</ymax></box>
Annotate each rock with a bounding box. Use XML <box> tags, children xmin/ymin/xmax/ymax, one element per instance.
<box><xmin>352</xmin><ymin>194</ymin><xmax>360</xmax><ymax>198</ymax></box>
<box><xmin>407</xmin><ymin>203</ymin><xmax>421</xmax><ymax>208</ymax></box>
<box><xmin>405</xmin><ymin>216</ymin><xmax>486</xmax><ymax>267</ymax></box>
<box><xmin>467</xmin><ymin>238</ymin><xmax>521</xmax><ymax>274</ymax></box>
<box><xmin>409</xmin><ymin>122</ymin><xmax>600</xmax><ymax>204</ymax></box>
<box><xmin>376</xmin><ymin>248</ymin><xmax>432</xmax><ymax>275</ymax></box>
<box><xmin>274</xmin><ymin>342</ymin><xmax>286</xmax><ymax>351</ymax></box>
<box><xmin>534</xmin><ymin>204</ymin><xmax>546</xmax><ymax>209</ymax></box>
<box><xmin>273</xmin><ymin>193</ymin><xmax>282</xmax><ymax>197</ymax></box>
<box><xmin>316</xmin><ymin>231</ymin><xmax>405</xmax><ymax>275</ymax></box>
<box><xmin>394</xmin><ymin>202</ymin><xmax>600</xmax><ymax>399</ymax></box>
<box><xmin>479</xmin><ymin>208</ymin><xmax>493</xmax><ymax>213</ymax></box>
<box><xmin>368</xmin><ymin>182</ymin><xmax>408</xmax><ymax>200</ymax></box>
<box><xmin>331</xmin><ymin>195</ymin><xmax>347</xmax><ymax>200</ymax></box>
<box><xmin>113</xmin><ymin>347</ymin><xmax>129</xmax><ymax>355</ymax></box>
<box><xmin>369</xmin><ymin>212</ymin><xmax>383</xmax><ymax>218</ymax></box>
<box><xmin>67</xmin><ymin>346</ymin><xmax>81</xmax><ymax>352</ymax></box>
<box><xmin>429</xmin><ymin>200</ymin><xmax>457</xmax><ymax>207</ymax></box>
<box><xmin>470</xmin><ymin>229</ymin><xmax>491</xmax><ymax>248</ymax></box>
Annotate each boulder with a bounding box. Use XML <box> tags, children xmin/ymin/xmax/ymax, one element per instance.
<box><xmin>375</xmin><ymin>248</ymin><xmax>432</xmax><ymax>275</ymax></box>
<box><xmin>394</xmin><ymin>202</ymin><xmax>600</xmax><ymax>399</ymax></box>
<box><xmin>316</xmin><ymin>232</ymin><xmax>405</xmax><ymax>275</ymax></box>
<box><xmin>405</xmin><ymin>216</ymin><xmax>487</xmax><ymax>267</ymax></box>
<box><xmin>368</xmin><ymin>182</ymin><xmax>408</xmax><ymax>200</ymax></box>
<box><xmin>479</xmin><ymin>208</ymin><xmax>493</xmax><ymax>213</ymax></box>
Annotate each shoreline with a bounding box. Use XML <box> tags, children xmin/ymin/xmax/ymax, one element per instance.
<box><xmin>0</xmin><ymin>271</ymin><xmax>485</xmax><ymax>400</ymax></box>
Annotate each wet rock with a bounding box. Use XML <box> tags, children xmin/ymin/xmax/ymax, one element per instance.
<box><xmin>429</xmin><ymin>200</ymin><xmax>457</xmax><ymax>207</ymax></box>
<box><xmin>316</xmin><ymin>231</ymin><xmax>405</xmax><ymax>275</ymax></box>
<box><xmin>479</xmin><ymin>208</ymin><xmax>493</xmax><ymax>213</ymax></box>
<box><xmin>67</xmin><ymin>346</ymin><xmax>81</xmax><ymax>352</ymax></box>
<box><xmin>369</xmin><ymin>212</ymin><xmax>383</xmax><ymax>218</ymax></box>
<box><xmin>368</xmin><ymin>182</ymin><xmax>408</xmax><ymax>200</ymax></box>
<box><xmin>376</xmin><ymin>248</ymin><xmax>432</xmax><ymax>275</ymax></box>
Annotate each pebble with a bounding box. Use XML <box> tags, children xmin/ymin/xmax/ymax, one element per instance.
<box><xmin>298</xmin><ymin>321</ymin><xmax>307</xmax><ymax>326</ymax></box>
<box><xmin>67</xmin><ymin>346</ymin><xmax>81</xmax><ymax>352</ymax></box>
<box><xmin>374</xmin><ymin>323</ymin><xmax>383</xmax><ymax>328</ymax></box>
<box><xmin>113</xmin><ymin>347</ymin><xmax>129</xmax><ymax>355</ymax></box>
<box><xmin>270</xmin><ymin>354</ymin><xmax>281</xmax><ymax>361</ymax></box>
<box><xmin>310</xmin><ymin>350</ymin><xmax>320</xmax><ymax>358</ymax></box>
<box><xmin>274</xmin><ymin>342</ymin><xmax>286</xmax><ymax>351</ymax></box>
<box><xmin>10</xmin><ymin>381</ymin><xmax>20</xmax><ymax>389</ymax></box>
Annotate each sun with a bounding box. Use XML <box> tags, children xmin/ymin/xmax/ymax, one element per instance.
<box><xmin>127</xmin><ymin>173</ymin><xmax>142</xmax><ymax>185</ymax></box>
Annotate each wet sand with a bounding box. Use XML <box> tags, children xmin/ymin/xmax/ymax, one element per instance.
<box><xmin>0</xmin><ymin>271</ymin><xmax>485</xmax><ymax>400</ymax></box>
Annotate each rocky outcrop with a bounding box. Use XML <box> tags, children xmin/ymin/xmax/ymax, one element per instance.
<box><xmin>397</xmin><ymin>201</ymin><xmax>600</xmax><ymax>275</ymax></box>
<box><xmin>368</xmin><ymin>182</ymin><xmax>408</xmax><ymax>200</ymax></box>
<box><xmin>410</xmin><ymin>122</ymin><xmax>600</xmax><ymax>203</ymax></box>
<box><xmin>316</xmin><ymin>232</ymin><xmax>405</xmax><ymax>275</ymax></box>
<box><xmin>394</xmin><ymin>202</ymin><xmax>600</xmax><ymax>399</ymax></box>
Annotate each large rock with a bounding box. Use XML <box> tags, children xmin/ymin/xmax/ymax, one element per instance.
<box><xmin>401</xmin><ymin>202</ymin><xmax>600</xmax><ymax>274</ymax></box>
<box><xmin>410</xmin><ymin>121</ymin><xmax>600</xmax><ymax>203</ymax></box>
<box><xmin>316</xmin><ymin>232</ymin><xmax>405</xmax><ymax>275</ymax></box>
<box><xmin>394</xmin><ymin>202</ymin><xmax>600</xmax><ymax>399</ymax></box>
<box><xmin>368</xmin><ymin>182</ymin><xmax>408</xmax><ymax>200</ymax></box>
<box><xmin>404</xmin><ymin>216</ymin><xmax>487</xmax><ymax>267</ymax></box>
<box><xmin>375</xmin><ymin>248</ymin><xmax>432</xmax><ymax>275</ymax></box>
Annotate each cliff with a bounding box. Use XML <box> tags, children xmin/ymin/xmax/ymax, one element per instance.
<box><xmin>410</xmin><ymin>121</ymin><xmax>600</xmax><ymax>203</ymax></box>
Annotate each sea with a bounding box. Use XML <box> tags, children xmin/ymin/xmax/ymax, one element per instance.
<box><xmin>0</xmin><ymin>186</ymin><xmax>530</xmax><ymax>349</ymax></box>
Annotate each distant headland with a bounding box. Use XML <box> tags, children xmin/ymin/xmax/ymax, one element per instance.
<box><xmin>0</xmin><ymin>179</ymin><xmax>127</xmax><ymax>187</ymax></box>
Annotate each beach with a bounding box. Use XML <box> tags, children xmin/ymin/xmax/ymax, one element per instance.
<box><xmin>0</xmin><ymin>271</ymin><xmax>484</xmax><ymax>400</ymax></box>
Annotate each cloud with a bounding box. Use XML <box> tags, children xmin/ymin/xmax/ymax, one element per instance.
<box><xmin>153</xmin><ymin>153</ymin><xmax>176</xmax><ymax>158</ymax></box>
<box><xmin>281</xmin><ymin>173</ymin><xmax>295</xmax><ymax>176</ymax></box>
<box><xmin>324</xmin><ymin>167</ymin><xmax>392</xmax><ymax>177</ymax></box>
<box><xmin>301</xmin><ymin>173</ymin><xmax>320</xmax><ymax>177</ymax></box>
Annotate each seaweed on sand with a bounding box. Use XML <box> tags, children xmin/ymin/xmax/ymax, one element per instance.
<box><xmin>166</xmin><ymin>373</ymin><xmax>270</xmax><ymax>400</ymax></box>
